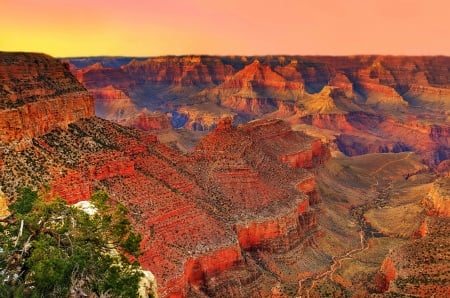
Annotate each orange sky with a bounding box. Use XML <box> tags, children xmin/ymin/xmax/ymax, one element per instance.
<box><xmin>1</xmin><ymin>0</ymin><xmax>449</xmax><ymax>57</ymax></box>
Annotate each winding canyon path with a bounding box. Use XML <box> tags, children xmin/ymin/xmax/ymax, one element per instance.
<box><xmin>299</xmin><ymin>152</ymin><xmax>414</xmax><ymax>297</ymax></box>
<box><xmin>300</xmin><ymin>230</ymin><xmax>368</xmax><ymax>298</ymax></box>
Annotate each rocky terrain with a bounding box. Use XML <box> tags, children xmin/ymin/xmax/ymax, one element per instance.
<box><xmin>1</xmin><ymin>52</ymin><xmax>330</xmax><ymax>297</ymax></box>
<box><xmin>1</xmin><ymin>53</ymin><xmax>94</xmax><ymax>142</ymax></box>
<box><xmin>68</xmin><ymin>55</ymin><xmax>450</xmax><ymax>166</ymax></box>
<box><xmin>1</xmin><ymin>52</ymin><xmax>449</xmax><ymax>297</ymax></box>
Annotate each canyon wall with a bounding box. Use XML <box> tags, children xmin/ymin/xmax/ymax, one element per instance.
<box><xmin>0</xmin><ymin>52</ymin><xmax>94</xmax><ymax>142</ymax></box>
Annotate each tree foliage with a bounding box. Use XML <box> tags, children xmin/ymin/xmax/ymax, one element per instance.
<box><xmin>0</xmin><ymin>188</ymin><xmax>143</xmax><ymax>297</ymax></box>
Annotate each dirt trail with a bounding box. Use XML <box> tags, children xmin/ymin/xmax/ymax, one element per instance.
<box><xmin>300</xmin><ymin>231</ymin><xmax>368</xmax><ymax>298</ymax></box>
<box><xmin>373</xmin><ymin>152</ymin><xmax>412</xmax><ymax>175</ymax></box>
<box><xmin>299</xmin><ymin>153</ymin><xmax>413</xmax><ymax>297</ymax></box>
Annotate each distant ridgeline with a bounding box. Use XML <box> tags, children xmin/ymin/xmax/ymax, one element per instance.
<box><xmin>67</xmin><ymin>55</ymin><xmax>450</xmax><ymax>166</ymax></box>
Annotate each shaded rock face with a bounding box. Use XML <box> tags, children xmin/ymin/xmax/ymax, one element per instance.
<box><xmin>298</xmin><ymin>111</ymin><xmax>450</xmax><ymax>166</ymax></box>
<box><xmin>0</xmin><ymin>52</ymin><xmax>94</xmax><ymax>142</ymax></box>
<box><xmin>1</xmin><ymin>52</ymin><xmax>331</xmax><ymax>298</ymax></box>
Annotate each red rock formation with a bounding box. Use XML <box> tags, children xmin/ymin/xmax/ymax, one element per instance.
<box><xmin>299</xmin><ymin>113</ymin><xmax>355</xmax><ymax>132</ymax></box>
<box><xmin>372</xmin><ymin>257</ymin><xmax>397</xmax><ymax>293</ymax></box>
<box><xmin>0</xmin><ymin>52</ymin><xmax>94</xmax><ymax>142</ymax></box>
<box><xmin>74</xmin><ymin>63</ymin><xmax>132</xmax><ymax>89</ymax></box>
<box><xmin>379</xmin><ymin>216</ymin><xmax>450</xmax><ymax>297</ymax></box>
<box><xmin>122</xmin><ymin>110</ymin><xmax>171</xmax><ymax>131</ymax></box>
<box><xmin>87</xmin><ymin>157</ymin><xmax>135</xmax><ymax>180</ymax></box>
<box><xmin>236</xmin><ymin>204</ymin><xmax>310</xmax><ymax>252</ymax></box>
<box><xmin>0</xmin><ymin>92</ymin><xmax>94</xmax><ymax>142</ymax></box>
<box><xmin>414</xmin><ymin>218</ymin><xmax>428</xmax><ymax>238</ymax></box>
<box><xmin>90</xmin><ymin>85</ymin><xmax>138</xmax><ymax>120</ymax></box>
<box><xmin>50</xmin><ymin>170</ymin><xmax>92</xmax><ymax>204</ymax></box>
<box><xmin>380</xmin><ymin>257</ymin><xmax>397</xmax><ymax>284</ymax></box>
<box><xmin>357</xmin><ymin>82</ymin><xmax>408</xmax><ymax>107</ymax></box>
<box><xmin>69</xmin><ymin>55</ymin><xmax>449</xmax><ymax>170</ymax></box>
<box><xmin>122</xmin><ymin>56</ymin><xmax>233</xmax><ymax>86</ymax></box>
<box><xmin>328</xmin><ymin>72</ymin><xmax>353</xmax><ymax>98</ymax></box>
<box><xmin>437</xmin><ymin>160</ymin><xmax>450</xmax><ymax>177</ymax></box>
<box><xmin>5</xmin><ymin>52</ymin><xmax>450</xmax><ymax>297</ymax></box>
<box><xmin>205</xmin><ymin>60</ymin><xmax>303</xmax><ymax>117</ymax></box>
<box><xmin>185</xmin><ymin>244</ymin><xmax>243</xmax><ymax>287</ymax></box>
<box><xmin>174</xmin><ymin>106</ymin><xmax>233</xmax><ymax>131</ymax></box>
<box><xmin>424</xmin><ymin>177</ymin><xmax>450</xmax><ymax>216</ymax></box>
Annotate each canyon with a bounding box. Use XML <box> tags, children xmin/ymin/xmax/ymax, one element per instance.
<box><xmin>69</xmin><ymin>55</ymin><xmax>450</xmax><ymax>166</ymax></box>
<box><xmin>1</xmin><ymin>52</ymin><xmax>449</xmax><ymax>297</ymax></box>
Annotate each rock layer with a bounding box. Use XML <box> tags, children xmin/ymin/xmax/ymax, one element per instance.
<box><xmin>0</xmin><ymin>52</ymin><xmax>94</xmax><ymax>142</ymax></box>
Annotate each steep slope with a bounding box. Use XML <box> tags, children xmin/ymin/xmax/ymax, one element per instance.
<box><xmin>0</xmin><ymin>52</ymin><xmax>94</xmax><ymax>142</ymax></box>
<box><xmin>202</xmin><ymin>60</ymin><xmax>304</xmax><ymax>117</ymax></box>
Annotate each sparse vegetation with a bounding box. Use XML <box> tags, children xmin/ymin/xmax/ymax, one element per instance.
<box><xmin>0</xmin><ymin>188</ymin><xmax>143</xmax><ymax>297</ymax></box>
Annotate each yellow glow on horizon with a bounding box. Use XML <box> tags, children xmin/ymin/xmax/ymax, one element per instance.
<box><xmin>1</xmin><ymin>0</ymin><xmax>449</xmax><ymax>57</ymax></box>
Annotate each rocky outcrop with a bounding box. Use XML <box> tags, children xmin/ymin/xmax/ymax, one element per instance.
<box><xmin>328</xmin><ymin>72</ymin><xmax>353</xmax><ymax>98</ymax></box>
<box><xmin>279</xmin><ymin>139</ymin><xmax>329</xmax><ymax>169</ymax></box>
<box><xmin>5</xmin><ymin>52</ymin><xmax>450</xmax><ymax>297</ymax></box>
<box><xmin>184</xmin><ymin>244</ymin><xmax>243</xmax><ymax>288</ymax></box>
<box><xmin>356</xmin><ymin>82</ymin><xmax>408</xmax><ymax>107</ymax></box>
<box><xmin>336</xmin><ymin>134</ymin><xmax>411</xmax><ymax>156</ymax></box>
<box><xmin>0</xmin><ymin>190</ymin><xmax>10</xmax><ymax>220</ymax></box>
<box><xmin>236</xmin><ymin>200</ymin><xmax>313</xmax><ymax>253</ymax></box>
<box><xmin>425</xmin><ymin>177</ymin><xmax>450</xmax><ymax>216</ymax></box>
<box><xmin>122</xmin><ymin>110</ymin><xmax>171</xmax><ymax>131</ymax></box>
<box><xmin>122</xmin><ymin>56</ymin><xmax>234</xmax><ymax>86</ymax></box>
<box><xmin>299</xmin><ymin>113</ymin><xmax>354</xmax><ymax>132</ymax></box>
<box><xmin>172</xmin><ymin>106</ymin><xmax>233</xmax><ymax>131</ymax></box>
<box><xmin>0</xmin><ymin>92</ymin><xmax>94</xmax><ymax>142</ymax></box>
<box><xmin>403</xmin><ymin>84</ymin><xmax>450</xmax><ymax>110</ymax></box>
<box><xmin>91</xmin><ymin>85</ymin><xmax>138</xmax><ymax>120</ymax></box>
<box><xmin>0</xmin><ymin>52</ymin><xmax>94</xmax><ymax>142</ymax></box>
<box><xmin>298</xmin><ymin>111</ymin><xmax>448</xmax><ymax>166</ymax></box>
<box><xmin>204</xmin><ymin>60</ymin><xmax>303</xmax><ymax>117</ymax></box>
<box><xmin>373</xmin><ymin>257</ymin><xmax>397</xmax><ymax>293</ymax></box>
<box><xmin>376</xmin><ymin>216</ymin><xmax>450</xmax><ymax>297</ymax></box>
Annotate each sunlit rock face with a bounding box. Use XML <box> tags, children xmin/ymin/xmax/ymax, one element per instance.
<box><xmin>425</xmin><ymin>177</ymin><xmax>450</xmax><ymax>217</ymax></box>
<box><xmin>0</xmin><ymin>52</ymin><xmax>94</xmax><ymax>142</ymax></box>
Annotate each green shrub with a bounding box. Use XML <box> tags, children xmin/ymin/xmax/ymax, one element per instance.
<box><xmin>0</xmin><ymin>188</ymin><xmax>143</xmax><ymax>297</ymax></box>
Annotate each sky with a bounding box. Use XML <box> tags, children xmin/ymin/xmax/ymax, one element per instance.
<box><xmin>1</xmin><ymin>0</ymin><xmax>449</xmax><ymax>57</ymax></box>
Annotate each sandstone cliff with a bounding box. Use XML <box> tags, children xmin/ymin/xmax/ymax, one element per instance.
<box><xmin>0</xmin><ymin>52</ymin><xmax>94</xmax><ymax>142</ymax></box>
<box><xmin>425</xmin><ymin>177</ymin><xmax>450</xmax><ymax>216</ymax></box>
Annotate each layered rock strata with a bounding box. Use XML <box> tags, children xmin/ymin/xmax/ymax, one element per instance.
<box><xmin>69</xmin><ymin>55</ymin><xmax>449</xmax><ymax>166</ymax></box>
<box><xmin>0</xmin><ymin>52</ymin><xmax>94</xmax><ymax>142</ymax></box>
<box><xmin>1</xmin><ymin>53</ymin><xmax>330</xmax><ymax>297</ymax></box>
